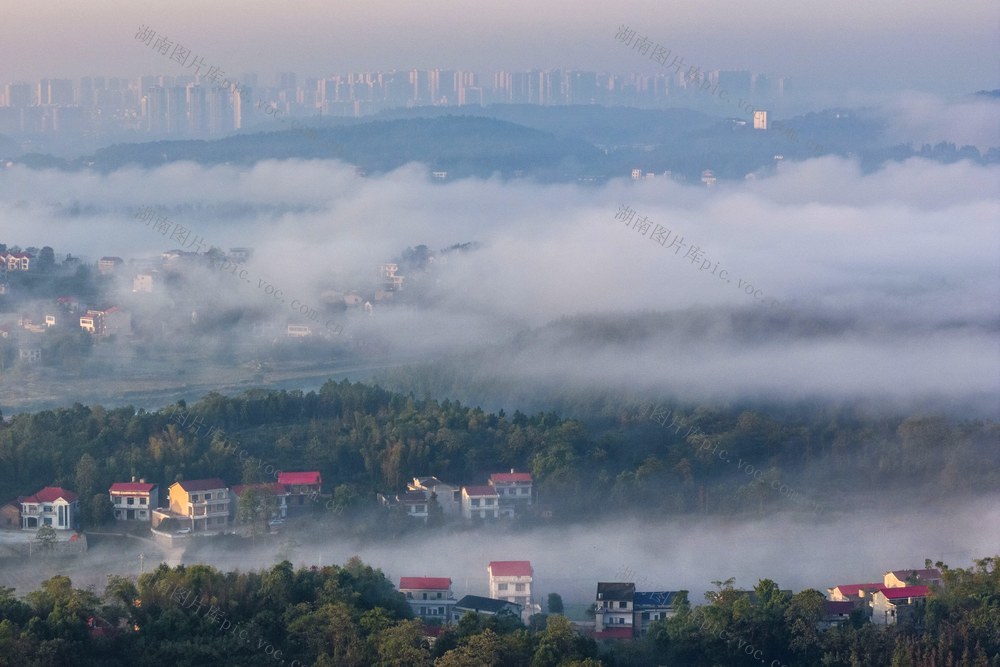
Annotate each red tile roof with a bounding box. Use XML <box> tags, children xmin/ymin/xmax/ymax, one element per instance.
<box><xmin>488</xmin><ymin>560</ymin><xmax>532</xmax><ymax>577</ymax></box>
<box><xmin>399</xmin><ymin>577</ymin><xmax>452</xmax><ymax>590</ymax></box>
<box><xmin>278</xmin><ymin>471</ymin><xmax>321</xmax><ymax>486</ymax></box>
<box><xmin>464</xmin><ymin>485</ymin><xmax>498</xmax><ymax>497</ymax></box>
<box><xmin>831</xmin><ymin>583</ymin><xmax>884</xmax><ymax>597</ymax></box>
<box><xmin>109</xmin><ymin>482</ymin><xmax>157</xmax><ymax>494</ymax></box>
<box><xmin>175</xmin><ymin>478</ymin><xmax>227</xmax><ymax>492</ymax></box>
<box><xmin>490</xmin><ymin>472</ymin><xmax>533</xmax><ymax>483</ymax></box>
<box><xmin>881</xmin><ymin>585</ymin><xmax>930</xmax><ymax>600</ymax></box>
<box><xmin>20</xmin><ymin>486</ymin><xmax>79</xmax><ymax>503</ymax></box>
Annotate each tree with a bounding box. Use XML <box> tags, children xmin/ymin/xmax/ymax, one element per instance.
<box><xmin>37</xmin><ymin>246</ymin><xmax>55</xmax><ymax>272</ymax></box>
<box><xmin>35</xmin><ymin>525</ymin><xmax>57</xmax><ymax>553</ymax></box>
<box><xmin>547</xmin><ymin>592</ymin><xmax>564</xmax><ymax>614</ymax></box>
<box><xmin>74</xmin><ymin>453</ymin><xmax>99</xmax><ymax>498</ymax></box>
<box><xmin>436</xmin><ymin>628</ymin><xmax>504</xmax><ymax>667</ymax></box>
<box><xmin>84</xmin><ymin>493</ymin><xmax>114</xmax><ymax>527</ymax></box>
<box><xmin>373</xmin><ymin>618</ymin><xmax>432</xmax><ymax>666</ymax></box>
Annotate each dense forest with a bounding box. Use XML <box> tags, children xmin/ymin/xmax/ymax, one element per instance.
<box><xmin>0</xmin><ymin>556</ymin><xmax>996</xmax><ymax>666</ymax></box>
<box><xmin>0</xmin><ymin>379</ymin><xmax>996</xmax><ymax>527</ymax></box>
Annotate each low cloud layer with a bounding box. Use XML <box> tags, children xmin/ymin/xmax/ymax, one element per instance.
<box><xmin>1</xmin><ymin>149</ymin><xmax>997</xmax><ymax>414</ymax></box>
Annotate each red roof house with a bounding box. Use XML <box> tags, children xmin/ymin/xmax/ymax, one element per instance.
<box><xmin>488</xmin><ymin>561</ymin><xmax>532</xmax><ymax>577</ymax></box>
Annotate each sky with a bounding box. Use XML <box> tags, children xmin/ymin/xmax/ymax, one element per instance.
<box><xmin>0</xmin><ymin>0</ymin><xmax>997</xmax><ymax>98</ymax></box>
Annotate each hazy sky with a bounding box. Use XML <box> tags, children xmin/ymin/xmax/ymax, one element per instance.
<box><xmin>1</xmin><ymin>0</ymin><xmax>997</xmax><ymax>97</ymax></box>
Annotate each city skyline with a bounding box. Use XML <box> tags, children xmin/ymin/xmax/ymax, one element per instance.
<box><xmin>1</xmin><ymin>1</ymin><xmax>996</xmax><ymax>101</ymax></box>
<box><xmin>0</xmin><ymin>65</ymin><xmax>792</xmax><ymax>138</ymax></box>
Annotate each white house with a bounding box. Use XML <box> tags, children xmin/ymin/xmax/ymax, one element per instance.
<box><xmin>489</xmin><ymin>470</ymin><xmax>532</xmax><ymax>517</ymax></box>
<box><xmin>408</xmin><ymin>477</ymin><xmax>461</xmax><ymax>516</ymax></box>
<box><xmin>595</xmin><ymin>582</ymin><xmax>636</xmax><ymax>638</ymax></box>
<box><xmin>488</xmin><ymin>560</ymin><xmax>539</xmax><ymax>618</ymax></box>
<box><xmin>399</xmin><ymin>577</ymin><xmax>457</xmax><ymax>622</ymax></box>
<box><xmin>871</xmin><ymin>586</ymin><xmax>930</xmax><ymax>626</ymax></box>
<box><xmin>633</xmin><ymin>591</ymin><xmax>680</xmax><ymax>636</ymax></box>
<box><xmin>109</xmin><ymin>480</ymin><xmax>159</xmax><ymax>522</ymax></box>
<box><xmin>461</xmin><ymin>485</ymin><xmax>499</xmax><ymax>520</ymax></box>
<box><xmin>19</xmin><ymin>486</ymin><xmax>79</xmax><ymax>530</ymax></box>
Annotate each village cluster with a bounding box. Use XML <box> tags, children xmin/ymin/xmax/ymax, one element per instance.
<box><xmin>2</xmin><ymin>467</ymin><xmax>942</xmax><ymax>635</ymax></box>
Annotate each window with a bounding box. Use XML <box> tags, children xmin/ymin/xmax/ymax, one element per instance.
<box><xmin>515</xmin><ymin>584</ymin><xmax>526</xmax><ymax>592</ymax></box>
<box><xmin>127</xmin><ymin>497</ymin><xmax>135</xmax><ymax>505</ymax></box>
<box><xmin>619</xmin><ymin>601</ymin><xmax>627</xmax><ymax>609</ymax></box>
<box><xmin>471</xmin><ymin>499</ymin><xmax>480</xmax><ymax>507</ymax></box>
<box><xmin>422</xmin><ymin>593</ymin><xmax>428</xmax><ymax>600</ymax></box>
<box><xmin>436</xmin><ymin>592</ymin><xmax>442</xmax><ymax>599</ymax></box>
<box><xmin>205</xmin><ymin>493</ymin><xmax>212</xmax><ymax>500</ymax></box>
<box><xmin>498</xmin><ymin>583</ymin><xmax>508</xmax><ymax>591</ymax></box>
<box><xmin>140</xmin><ymin>497</ymin><xmax>147</xmax><ymax>505</ymax></box>
<box><xmin>438</xmin><ymin>606</ymin><xmax>445</xmax><ymax>615</ymax></box>
<box><xmin>191</xmin><ymin>494</ymin><xmax>199</xmax><ymax>501</ymax></box>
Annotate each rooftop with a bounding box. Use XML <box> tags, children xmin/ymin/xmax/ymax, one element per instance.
<box><xmin>454</xmin><ymin>595</ymin><xmax>522</xmax><ymax>615</ymax></box>
<box><xmin>490</xmin><ymin>471</ymin><xmax>533</xmax><ymax>483</ymax></box>
<box><xmin>20</xmin><ymin>486</ymin><xmax>79</xmax><ymax>503</ymax></box>
<box><xmin>597</xmin><ymin>582</ymin><xmax>636</xmax><ymax>601</ymax></box>
<box><xmin>277</xmin><ymin>471</ymin><xmax>321</xmax><ymax>486</ymax></box>
<box><xmin>400</xmin><ymin>577</ymin><xmax>452</xmax><ymax>590</ymax></box>
<box><xmin>880</xmin><ymin>585</ymin><xmax>931</xmax><ymax>600</ymax></box>
<box><xmin>174</xmin><ymin>478</ymin><xmax>227</xmax><ymax>493</ymax></box>
<box><xmin>489</xmin><ymin>561</ymin><xmax>532</xmax><ymax>577</ymax></box>
<box><xmin>109</xmin><ymin>482</ymin><xmax>157</xmax><ymax>494</ymax></box>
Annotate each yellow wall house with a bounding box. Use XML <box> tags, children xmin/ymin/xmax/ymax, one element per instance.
<box><xmin>168</xmin><ymin>478</ymin><xmax>230</xmax><ymax>532</ymax></box>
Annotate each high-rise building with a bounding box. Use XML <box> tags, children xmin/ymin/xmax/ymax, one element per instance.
<box><xmin>753</xmin><ymin>110</ymin><xmax>768</xmax><ymax>130</ymax></box>
<box><xmin>3</xmin><ymin>82</ymin><xmax>32</xmax><ymax>107</ymax></box>
<box><xmin>38</xmin><ymin>78</ymin><xmax>74</xmax><ymax>106</ymax></box>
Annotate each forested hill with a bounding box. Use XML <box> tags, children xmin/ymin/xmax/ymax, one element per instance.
<box><xmin>0</xmin><ymin>380</ymin><xmax>995</xmax><ymax>523</ymax></box>
<box><xmin>1</xmin><ymin>556</ymin><xmax>997</xmax><ymax>665</ymax></box>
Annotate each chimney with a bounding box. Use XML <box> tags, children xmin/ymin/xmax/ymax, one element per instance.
<box><xmin>510</xmin><ymin>468</ymin><xmax>515</xmax><ymax>474</ymax></box>
<box><xmin>131</xmin><ymin>476</ymin><xmax>136</xmax><ymax>482</ymax></box>
<box><xmin>139</xmin><ymin>478</ymin><xmax>145</xmax><ymax>484</ymax></box>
